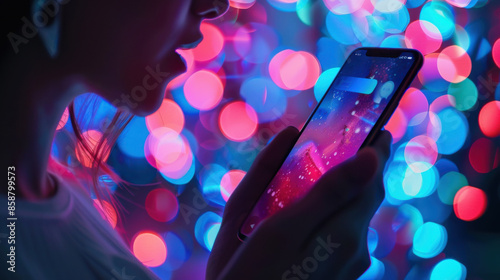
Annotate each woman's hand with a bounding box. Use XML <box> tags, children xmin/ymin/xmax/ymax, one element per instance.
<box><xmin>206</xmin><ymin>127</ymin><xmax>392</xmax><ymax>280</ymax></box>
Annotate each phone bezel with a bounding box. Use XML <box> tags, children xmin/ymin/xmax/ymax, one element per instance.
<box><xmin>237</xmin><ymin>47</ymin><xmax>423</xmax><ymax>241</ymax></box>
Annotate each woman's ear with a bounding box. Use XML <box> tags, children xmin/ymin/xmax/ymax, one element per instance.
<box><xmin>31</xmin><ymin>0</ymin><xmax>62</xmax><ymax>58</ymax></box>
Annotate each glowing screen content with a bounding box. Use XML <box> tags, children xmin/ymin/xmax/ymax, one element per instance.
<box><xmin>241</xmin><ymin>50</ymin><xmax>417</xmax><ymax>236</ymax></box>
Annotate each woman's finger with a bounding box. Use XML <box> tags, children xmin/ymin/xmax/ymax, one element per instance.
<box><xmin>277</xmin><ymin>130</ymin><xmax>392</xmax><ymax>240</ymax></box>
<box><xmin>223</xmin><ymin>126</ymin><xmax>299</xmax><ymax>222</ymax></box>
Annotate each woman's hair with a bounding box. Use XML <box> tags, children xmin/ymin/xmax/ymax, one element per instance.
<box><xmin>67</xmin><ymin>94</ymin><xmax>134</xmax><ymax>221</ymax></box>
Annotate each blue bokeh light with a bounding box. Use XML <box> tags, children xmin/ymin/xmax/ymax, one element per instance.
<box><xmin>420</xmin><ymin>1</ymin><xmax>455</xmax><ymax>40</ymax></box>
<box><xmin>314</xmin><ymin>67</ymin><xmax>340</xmax><ymax>102</ymax></box>
<box><xmin>435</xmin><ymin>108</ymin><xmax>469</xmax><ymax>155</ymax></box>
<box><xmin>118</xmin><ymin>117</ymin><xmax>149</xmax><ymax>158</ymax></box>
<box><xmin>430</xmin><ymin>259</ymin><xmax>467</xmax><ymax>280</ymax></box>
<box><xmin>240</xmin><ymin>77</ymin><xmax>287</xmax><ymax>122</ymax></box>
<box><xmin>413</xmin><ymin>222</ymin><xmax>448</xmax><ymax>259</ymax></box>
<box><xmin>194</xmin><ymin>212</ymin><xmax>222</xmax><ymax>252</ymax></box>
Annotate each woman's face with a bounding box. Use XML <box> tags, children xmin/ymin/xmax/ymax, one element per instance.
<box><xmin>61</xmin><ymin>0</ymin><xmax>228</xmax><ymax>116</ymax></box>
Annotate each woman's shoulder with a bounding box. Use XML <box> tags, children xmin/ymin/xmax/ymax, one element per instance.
<box><xmin>0</xmin><ymin>170</ymin><xmax>160</xmax><ymax>279</ymax></box>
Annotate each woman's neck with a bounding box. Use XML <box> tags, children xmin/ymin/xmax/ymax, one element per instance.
<box><xmin>1</xmin><ymin>51</ymin><xmax>85</xmax><ymax>201</ymax></box>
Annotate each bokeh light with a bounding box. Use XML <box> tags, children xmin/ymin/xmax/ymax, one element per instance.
<box><xmin>393</xmin><ymin>204</ymin><xmax>423</xmax><ymax>245</ymax></box>
<box><xmin>405</xmin><ymin>135</ymin><xmax>438</xmax><ymax>172</ymax></box>
<box><xmin>374</xmin><ymin>5</ymin><xmax>410</xmax><ymax>34</ymax></box>
<box><xmin>314</xmin><ymin>67</ymin><xmax>340</xmax><ymax>102</ymax></box>
<box><xmin>418</xmin><ymin>53</ymin><xmax>450</xmax><ymax>92</ymax></box>
<box><xmin>191</xmin><ymin>23</ymin><xmax>224</xmax><ymax>62</ymax></box>
<box><xmin>145</xmin><ymin>188</ymin><xmax>179</xmax><ymax>222</ymax></box>
<box><xmin>240</xmin><ymin>77</ymin><xmax>287</xmax><ymax>122</ymax></box>
<box><xmin>468</xmin><ymin>137</ymin><xmax>500</xmax><ymax>173</ymax></box>
<box><xmin>220</xmin><ymin>169</ymin><xmax>246</xmax><ymax>201</ymax></box>
<box><xmin>234</xmin><ymin>23</ymin><xmax>279</xmax><ymax>64</ymax></box>
<box><xmin>219</xmin><ymin>101</ymin><xmax>258</xmax><ymax>141</ymax></box>
<box><xmin>434</xmin><ymin>108</ymin><xmax>469</xmax><ymax>155</ymax></box>
<box><xmin>420</xmin><ymin>1</ymin><xmax>455</xmax><ymax>40</ymax></box>
<box><xmin>437</xmin><ymin>171</ymin><xmax>468</xmax><ymax>205</ymax></box>
<box><xmin>398</xmin><ymin>87</ymin><xmax>428</xmax><ymax>126</ymax></box>
<box><xmin>323</xmin><ymin>0</ymin><xmax>364</xmax><ymax>15</ymax></box>
<box><xmin>407</xmin><ymin>0</ymin><xmax>426</xmax><ymax>8</ymax></box>
<box><xmin>269</xmin><ymin>50</ymin><xmax>321</xmax><ymax>91</ymax></box>
<box><xmin>453</xmin><ymin>24</ymin><xmax>470</xmax><ymax>51</ymax></box>
<box><xmin>405</xmin><ymin>20</ymin><xmax>442</xmax><ymax>55</ymax></box>
<box><xmin>478</xmin><ymin>101</ymin><xmax>500</xmax><ymax>137</ymax></box>
<box><xmin>372</xmin><ymin>0</ymin><xmax>406</xmax><ymax>13</ymax></box>
<box><xmin>267</xmin><ymin>0</ymin><xmax>298</xmax><ymax>12</ymax></box>
<box><xmin>445</xmin><ymin>0</ymin><xmax>472</xmax><ymax>8</ymax></box>
<box><xmin>385</xmin><ymin>108</ymin><xmax>407</xmax><ymax>143</ymax></box>
<box><xmin>447</xmin><ymin>78</ymin><xmax>478</xmax><ymax>111</ymax></box>
<box><xmin>326</xmin><ymin>13</ymin><xmax>360</xmax><ymax>45</ymax></box>
<box><xmin>194</xmin><ymin>212</ymin><xmax>222</xmax><ymax>251</ymax></box>
<box><xmin>163</xmin><ymin>232</ymin><xmax>187</xmax><ymax>271</ymax></box>
<box><xmin>437</xmin><ymin>45</ymin><xmax>472</xmax><ymax>83</ymax></box>
<box><xmin>454</xmin><ymin>186</ymin><xmax>487</xmax><ymax>221</ymax></box>
<box><xmin>184</xmin><ymin>70</ymin><xmax>224</xmax><ymax>111</ymax></box>
<box><xmin>413</xmin><ymin>222</ymin><xmax>448</xmax><ymax>258</ymax></box>
<box><xmin>145</xmin><ymin>99</ymin><xmax>185</xmax><ymax>134</ymax></box>
<box><xmin>403</xmin><ymin>163</ymin><xmax>439</xmax><ymax>198</ymax></box>
<box><xmin>493</xmin><ymin>38</ymin><xmax>500</xmax><ymax>68</ymax></box>
<box><xmin>132</xmin><ymin>232</ymin><xmax>168</xmax><ymax>267</ymax></box>
<box><xmin>118</xmin><ymin>117</ymin><xmax>149</xmax><ymax>158</ymax></box>
<box><xmin>367</xmin><ymin>227</ymin><xmax>379</xmax><ymax>254</ymax></box>
<box><xmin>430</xmin><ymin>259</ymin><xmax>467</xmax><ymax>280</ymax></box>
<box><xmin>199</xmin><ymin>164</ymin><xmax>227</xmax><ymax>206</ymax></box>
<box><xmin>230</xmin><ymin>0</ymin><xmax>256</xmax><ymax>9</ymax></box>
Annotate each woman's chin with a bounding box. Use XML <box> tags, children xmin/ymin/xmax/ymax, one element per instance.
<box><xmin>110</xmin><ymin>51</ymin><xmax>188</xmax><ymax>116</ymax></box>
<box><xmin>128</xmin><ymin>90</ymin><xmax>165</xmax><ymax>117</ymax></box>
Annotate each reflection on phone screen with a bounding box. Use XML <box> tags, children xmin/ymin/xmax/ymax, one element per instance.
<box><xmin>241</xmin><ymin>50</ymin><xmax>416</xmax><ymax>236</ymax></box>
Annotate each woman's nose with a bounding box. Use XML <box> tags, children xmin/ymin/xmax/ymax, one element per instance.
<box><xmin>193</xmin><ymin>0</ymin><xmax>230</xmax><ymax>19</ymax></box>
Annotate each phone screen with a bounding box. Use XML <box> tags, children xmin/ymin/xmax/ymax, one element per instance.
<box><xmin>240</xmin><ymin>48</ymin><xmax>421</xmax><ymax>237</ymax></box>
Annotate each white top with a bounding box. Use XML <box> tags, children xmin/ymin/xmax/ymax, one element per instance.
<box><xmin>0</xmin><ymin>173</ymin><xmax>159</xmax><ymax>280</ymax></box>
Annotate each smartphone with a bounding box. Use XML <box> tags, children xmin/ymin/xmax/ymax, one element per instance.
<box><xmin>238</xmin><ymin>47</ymin><xmax>423</xmax><ymax>240</ymax></box>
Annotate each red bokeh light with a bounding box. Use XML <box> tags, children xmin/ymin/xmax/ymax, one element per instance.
<box><xmin>220</xmin><ymin>170</ymin><xmax>246</xmax><ymax>201</ymax></box>
<box><xmin>145</xmin><ymin>99</ymin><xmax>185</xmax><ymax>134</ymax></box>
<box><xmin>132</xmin><ymin>232</ymin><xmax>167</xmax><ymax>267</ymax></box>
<box><xmin>145</xmin><ymin>188</ymin><xmax>179</xmax><ymax>222</ymax></box>
<box><xmin>453</xmin><ymin>186</ymin><xmax>487</xmax><ymax>221</ymax></box>
<box><xmin>384</xmin><ymin>107</ymin><xmax>407</xmax><ymax>143</ymax></box>
<box><xmin>269</xmin><ymin>50</ymin><xmax>321</xmax><ymax>90</ymax></box>
<box><xmin>219</xmin><ymin>101</ymin><xmax>258</xmax><ymax>142</ymax></box>
<box><xmin>437</xmin><ymin>45</ymin><xmax>472</xmax><ymax>83</ymax></box>
<box><xmin>184</xmin><ymin>70</ymin><xmax>224</xmax><ymax>111</ymax></box>
<box><xmin>405</xmin><ymin>20</ymin><xmax>442</xmax><ymax>55</ymax></box>
<box><xmin>398</xmin><ymin>87</ymin><xmax>429</xmax><ymax>126</ymax></box>
<box><xmin>468</xmin><ymin>137</ymin><xmax>500</xmax><ymax>173</ymax></box>
<box><xmin>229</xmin><ymin>0</ymin><xmax>256</xmax><ymax>9</ymax></box>
<box><xmin>493</xmin><ymin>38</ymin><xmax>500</xmax><ymax>68</ymax></box>
<box><xmin>191</xmin><ymin>23</ymin><xmax>224</xmax><ymax>61</ymax></box>
<box><xmin>478</xmin><ymin>101</ymin><xmax>500</xmax><ymax>138</ymax></box>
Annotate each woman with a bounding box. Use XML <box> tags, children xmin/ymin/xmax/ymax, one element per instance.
<box><xmin>1</xmin><ymin>0</ymin><xmax>391</xmax><ymax>279</ymax></box>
